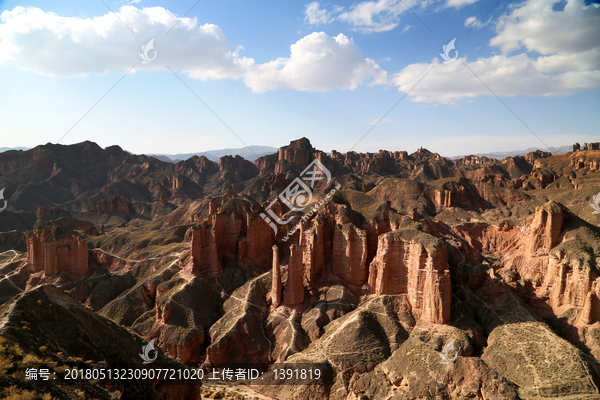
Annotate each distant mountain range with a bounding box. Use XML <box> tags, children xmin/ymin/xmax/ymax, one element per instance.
<box><xmin>449</xmin><ymin>145</ymin><xmax>572</xmax><ymax>160</ymax></box>
<box><xmin>0</xmin><ymin>144</ymin><xmax>574</xmax><ymax>161</ymax></box>
<box><xmin>148</xmin><ymin>145</ymin><xmax>278</xmax><ymax>162</ymax></box>
<box><xmin>0</xmin><ymin>147</ymin><xmax>29</xmax><ymax>152</ymax></box>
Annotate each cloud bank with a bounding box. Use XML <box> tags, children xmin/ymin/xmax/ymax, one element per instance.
<box><xmin>1</xmin><ymin>0</ymin><xmax>599</xmax><ymax>102</ymax></box>
<box><xmin>393</xmin><ymin>0</ymin><xmax>600</xmax><ymax>103</ymax></box>
<box><xmin>0</xmin><ymin>6</ymin><xmax>385</xmax><ymax>92</ymax></box>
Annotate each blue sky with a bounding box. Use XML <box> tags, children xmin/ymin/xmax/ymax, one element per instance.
<box><xmin>0</xmin><ymin>0</ymin><xmax>599</xmax><ymax>157</ymax></box>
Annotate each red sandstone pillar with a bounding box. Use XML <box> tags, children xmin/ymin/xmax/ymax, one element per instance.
<box><xmin>272</xmin><ymin>245</ymin><xmax>282</xmax><ymax>308</ymax></box>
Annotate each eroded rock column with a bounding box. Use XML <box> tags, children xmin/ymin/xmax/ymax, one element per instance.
<box><xmin>191</xmin><ymin>223</ymin><xmax>221</xmax><ymax>277</ymax></box>
<box><xmin>332</xmin><ymin>223</ymin><xmax>368</xmax><ymax>286</ymax></box>
<box><xmin>283</xmin><ymin>244</ymin><xmax>305</xmax><ymax>307</ymax></box>
<box><xmin>272</xmin><ymin>245</ymin><xmax>282</xmax><ymax>308</ymax></box>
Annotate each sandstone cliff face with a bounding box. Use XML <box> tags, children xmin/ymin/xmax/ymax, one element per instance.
<box><xmin>454</xmin><ymin>201</ymin><xmax>600</xmax><ymax>325</ymax></box>
<box><xmin>434</xmin><ymin>186</ymin><xmax>467</xmax><ymax>209</ymax></box>
<box><xmin>211</xmin><ymin>213</ymin><xmax>243</xmax><ymax>261</ymax></box>
<box><xmin>260</xmin><ymin>173</ymin><xmax>291</xmax><ymax>194</ymax></box>
<box><xmin>275</xmin><ymin>137</ymin><xmax>315</xmax><ymax>173</ymax></box>
<box><xmin>255</xmin><ymin>153</ymin><xmax>278</xmax><ymax>176</ymax></box>
<box><xmin>96</xmin><ymin>194</ymin><xmax>130</xmax><ymax>215</ymax></box>
<box><xmin>528</xmin><ymin>200</ymin><xmax>565</xmax><ymax>253</ymax></box>
<box><xmin>36</xmin><ymin>205</ymin><xmax>61</xmax><ymax>221</ymax></box>
<box><xmin>332</xmin><ymin>223</ymin><xmax>368</xmax><ymax>287</ymax></box>
<box><xmin>368</xmin><ymin>229</ymin><xmax>451</xmax><ymax>324</ymax></box>
<box><xmin>238</xmin><ymin>212</ymin><xmax>273</xmax><ymax>266</ymax></box>
<box><xmin>283</xmin><ymin>244</ymin><xmax>305</xmax><ymax>307</ymax></box>
<box><xmin>206</xmin><ymin>199</ymin><xmax>275</xmax><ymax>269</ymax></box>
<box><xmin>301</xmin><ymin>216</ymin><xmax>332</xmax><ymax>287</ymax></box>
<box><xmin>271</xmin><ymin>245</ymin><xmax>282</xmax><ymax>308</ymax></box>
<box><xmin>219</xmin><ymin>155</ymin><xmax>258</xmax><ymax>180</ymax></box>
<box><xmin>454</xmin><ymin>201</ymin><xmax>565</xmax><ymax>280</ymax></box>
<box><xmin>26</xmin><ymin>227</ymin><xmax>88</xmax><ymax>277</ymax></box>
<box><xmin>191</xmin><ymin>222</ymin><xmax>221</xmax><ymax>277</ymax></box>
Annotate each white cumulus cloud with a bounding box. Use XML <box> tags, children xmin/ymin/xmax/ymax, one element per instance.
<box><xmin>0</xmin><ymin>6</ymin><xmax>387</xmax><ymax>93</ymax></box>
<box><xmin>304</xmin><ymin>2</ymin><xmax>334</xmax><ymax>25</ymax></box>
<box><xmin>0</xmin><ymin>6</ymin><xmax>254</xmax><ymax>79</ymax></box>
<box><xmin>303</xmin><ymin>0</ymin><xmax>419</xmax><ymax>34</ymax></box>
<box><xmin>392</xmin><ymin>0</ymin><xmax>600</xmax><ymax>103</ymax></box>
<box><xmin>244</xmin><ymin>32</ymin><xmax>388</xmax><ymax>92</ymax></box>
<box><xmin>445</xmin><ymin>0</ymin><xmax>479</xmax><ymax>8</ymax></box>
<box><xmin>337</xmin><ymin>0</ymin><xmax>412</xmax><ymax>33</ymax></box>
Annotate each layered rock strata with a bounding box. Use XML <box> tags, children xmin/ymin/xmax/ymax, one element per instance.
<box><xmin>26</xmin><ymin>227</ymin><xmax>88</xmax><ymax>276</ymax></box>
<box><xmin>283</xmin><ymin>244</ymin><xmax>305</xmax><ymax>307</ymax></box>
<box><xmin>368</xmin><ymin>229</ymin><xmax>451</xmax><ymax>324</ymax></box>
<box><xmin>191</xmin><ymin>222</ymin><xmax>221</xmax><ymax>276</ymax></box>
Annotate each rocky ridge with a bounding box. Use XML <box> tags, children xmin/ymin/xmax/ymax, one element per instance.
<box><xmin>1</xmin><ymin>138</ymin><xmax>600</xmax><ymax>399</ymax></box>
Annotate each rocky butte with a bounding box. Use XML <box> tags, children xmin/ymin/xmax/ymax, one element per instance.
<box><xmin>0</xmin><ymin>138</ymin><xmax>600</xmax><ymax>399</ymax></box>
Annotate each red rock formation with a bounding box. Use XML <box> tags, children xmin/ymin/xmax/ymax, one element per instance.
<box><xmin>219</xmin><ymin>155</ymin><xmax>259</xmax><ymax>179</ymax></box>
<box><xmin>196</xmin><ymin>200</ymin><xmax>277</xmax><ymax>269</ymax></box>
<box><xmin>453</xmin><ymin>201</ymin><xmax>600</xmax><ymax>321</ymax></box>
<box><xmin>271</xmin><ymin>245</ymin><xmax>282</xmax><ymax>308</ymax></box>
<box><xmin>209</xmin><ymin>198</ymin><xmax>219</xmax><ymax>215</ymax></box>
<box><xmin>363</xmin><ymin>215</ymin><xmax>392</xmax><ymax>265</ymax></box>
<box><xmin>276</xmin><ymin>138</ymin><xmax>314</xmax><ymax>173</ymax></box>
<box><xmin>368</xmin><ymin>230</ymin><xmax>451</xmax><ymax>324</ymax></box>
<box><xmin>529</xmin><ymin>201</ymin><xmax>564</xmax><ymax>253</ymax></box>
<box><xmin>211</xmin><ymin>213</ymin><xmax>243</xmax><ymax>261</ymax></box>
<box><xmin>524</xmin><ymin>150</ymin><xmax>552</xmax><ymax>164</ymax></box>
<box><xmin>191</xmin><ymin>223</ymin><xmax>221</xmax><ymax>277</ymax></box>
<box><xmin>0</xmin><ymin>148</ymin><xmax>36</xmax><ymax>175</ymax></box>
<box><xmin>580</xmin><ymin>287</ymin><xmax>600</xmax><ymax>325</ymax></box>
<box><xmin>332</xmin><ymin>223</ymin><xmax>368</xmax><ymax>286</ymax></box>
<box><xmin>541</xmin><ymin>251</ymin><xmax>593</xmax><ymax>312</ymax></box>
<box><xmin>184</xmin><ymin>155</ymin><xmax>219</xmax><ymax>174</ymax></box>
<box><xmin>283</xmin><ymin>244</ymin><xmax>304</xmax><ymax>307</ymax></box>
<box><xmin>434</xmin><ymin>186</ymin><xmax>467</xmax><ymax>209</ymax></box>
<box><xmin>238</xmin><ymin>212</ymin><xmax>273</xmax><ymax>266</ymax></box>
<box><xmin>570</xmin><ymin>152</ymin><xmax>600</xmax><ymax>171</ymax></box>
<box><xmin>255</xmin><ymin>153</ymin><xmax>278</xmax><ymax>176</ymax></box>
<box><xmin>26</xmin><ymin>228</ymin><xmax>89</xmax><ymax>276</ymax></box>
<box><xmin>96</xmin><ymin>194</ymin><xmax>129</xmax><ymax>215</ymax></box>
<box><xmin>172</xmin><ymin>175</ymin><xmax>183</xmax><ymax>189</ymax></box>
<box><xmin>261</xmin><ymin>173</ymin><xmax>291</xmax><ymax>194</ymax></box>
<box><xmin>301</xmin><ymin>216</ymin><xmax>330</xmax><ymax>286</ymax></box>
<box><xmin>36</xmin><ymin>205</ymin><xmax>60</xmax><ymax>221</ymax></box>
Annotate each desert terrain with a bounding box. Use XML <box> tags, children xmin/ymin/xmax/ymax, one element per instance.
<box><xmin>1</xmin><ymin>138</ymin><xmax>600</xmax><ymax>399</ymax></box>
